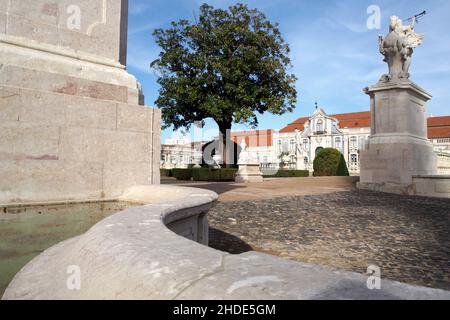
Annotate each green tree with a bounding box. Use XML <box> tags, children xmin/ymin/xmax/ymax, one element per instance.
<box><xmin>151</xmin><ymin>3</ymin><xmax>297</xmax><ymax>165</ymax></box>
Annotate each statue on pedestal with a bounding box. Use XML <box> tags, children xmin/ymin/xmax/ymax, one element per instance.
<box><xmin>378</xmin><ymin>15</ymin><xmax>424</xmax><ymax>82</ymax></box>
<box><xmin>235</xmin><ymin>139</ymin><xmax>263</xmax><ymax>183</ymax></box>
<box><xmin>359</xmin><ymin>12</ymin><xmax>439</xmax><ymax>196</ymax></box>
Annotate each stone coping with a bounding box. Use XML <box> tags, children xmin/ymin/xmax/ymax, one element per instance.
<box><xmin>413</xmin><ymin>175</ymin><xmax>450</xmax><ymax>179</ymax></box>
<box><xmin>3</xmin><ymin>185</ymin><xmax>449</xmax><ymax>300</ymax></box>
<box><xmin>364</xmin><ymin>79</ymin><xmax>432</xmax><ymax>100</ymax></box>
<box><xmin>0</xmin><ymin>34</ymin><xmax>125</xmax><ymax>69</ymax></box>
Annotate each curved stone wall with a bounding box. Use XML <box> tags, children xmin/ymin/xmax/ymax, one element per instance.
<box><xmin>3</xmin><ymin>185</ymin><xmax>449</xmax><ymax>300</ymax></box>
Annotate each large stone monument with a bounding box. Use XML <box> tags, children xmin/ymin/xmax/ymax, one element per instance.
<box><xmin>0</xmin><ymin>0</ymin><xmax>161</xmax><ymax>204</ymax></box>
<box><xmin>358</xmin><ymin>16</ymin><xmax>450</xmax><ymax>197</ymax></box>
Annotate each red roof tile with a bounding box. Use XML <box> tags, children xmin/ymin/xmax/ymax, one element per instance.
<box><xmin>279</xmin><ymin>111</ymin><xmax>450</xmax><ymax>139</ymax></box>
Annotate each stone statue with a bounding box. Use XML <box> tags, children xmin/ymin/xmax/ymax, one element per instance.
<box><xmin>378</xmin><ymin>16</ymin><xmax>424</xmax><ymax>82</ymax></box>
<box><xmin>359</xmin><ymin>13</ymin><xmax>438</xmax><ymax>197</ymax></box>
<box><xmin>238</xmin><ymin>139</ymin><xmax>248</xmax><ymax>164</ymax></box>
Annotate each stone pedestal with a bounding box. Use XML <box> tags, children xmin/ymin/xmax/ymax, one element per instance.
<box><xmin>235</xmin><ymin>164</ymin><xmax>263</xmax><ymax>183</ymax></box>
<box><xmin>0</xmin><ymin>0</ymin><xmax>161</xmax><ymax>204</ymax></box>
<box><xmin>358</xmin><ymin>80</ymin><xmax>437</xmax><ymax>194</ymax></box>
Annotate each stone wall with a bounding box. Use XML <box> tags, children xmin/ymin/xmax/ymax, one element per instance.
<box><xmin>437</xmin><ymin>153</ymin><xmax>450</xmax><ymax>175</ymax></box>
<box><xmin>413</xmin><ymin>175</ymin><xmax>450</xmax><ymax>198</ymax></box>
<box><xmin>0</xmin><ymin>0</ymin><xmax>160</xmax><ymax>204</ymax></box>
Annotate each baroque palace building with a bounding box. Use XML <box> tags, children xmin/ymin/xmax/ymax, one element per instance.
<box><xmin>161</xmin><ymin>105</ymin><xmax>450</xmax><ymax>174</ymax></box>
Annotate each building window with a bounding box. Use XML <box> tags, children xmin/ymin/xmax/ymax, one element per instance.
<box><xmin>351</xmin><ymin>154</ymin><xmax>358</xmax><ymax>164</ymax></box>
<box><xmin>277</xmin><ymin>140</ymin><xmax>282</xmax><ymax>152</ymax></box>
<box><xmin>350</xmin><ymin>136</ymin><xmax>357</xmax><ymax>149</ymax></box>
<box><xmin>316</xmin><ymin>119</ymin><xmax>324</xmax><ymax>133</ymax></box>
<box><xmin>303</xmin><ymin>139</ymin><xmax>309</xmax><ymax>151</ymax></box>
<box><xmin>290</xmin><ymin>155</ymin><xmax>295</xmax><ymax>163</ymax></box>
<box><xmin>290</xmin><ymin>139</ymin><xmax>296</xmax><ymax>153</ymax></box>
<box><xmin>359</xmin><ymin>136</ymin><xmax>365</xmax><ymax>150</ymax></box>
<box><xmin>304</xmin><ymin>157</ymin><xmax>309</xmax><ymax>164</ymax></box>
<box><xmin>283</xmin><ymin>141</ymin><xmax>289</xmax><ymax>153</ymax></box>
<box><xmin>335</xmin><ymin>137</ymin><xmax>342</xmax><ymax>151</ymax></box>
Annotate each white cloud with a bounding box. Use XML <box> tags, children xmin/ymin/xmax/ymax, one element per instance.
<box><xmin>128</xmin><ymin>2</ymin><xmax>151</xmax><ymax>16</ymax></box>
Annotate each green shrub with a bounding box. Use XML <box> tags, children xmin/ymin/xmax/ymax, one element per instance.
<box><xmin>160</xmin><ymin>169</ymin><xmax>173</xmax><ymax>177</ymax></box>
<box><xmin>263</xmin><ymin>170</ymin><xmax>309</xmax><ymax>178</ymax></box>
<box><xmin>313</xmin><ymin>148</ymin><xmax>349</xmax><ymax>176</ymax></box>
<box><xmin>172</xmin><ymin>168</ymin><xmax>193</xmax><ymax>180</ymax></box>
<box><xmin>192</xmin><ymin>168</ymin><xmax>218</xmax><ymax>181</ymax></box>
<box><xmin>192</xmin><ymin>168</ymin><xmax>238</xmax><ymax>181</ymax></box>
<box><xmin>219</xmin><ymin>168</ymin><xmax>238</xmax><ymax>181</ymax></box>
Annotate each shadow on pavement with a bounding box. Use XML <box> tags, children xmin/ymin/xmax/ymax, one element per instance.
<box><xmin>208</xmin><ymin>228</ymin><xmax>253</xmax><ymax>254</ymax></box>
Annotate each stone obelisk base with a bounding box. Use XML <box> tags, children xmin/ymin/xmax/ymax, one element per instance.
<box><xmin>358</xmin><ymin>80</ymin><xmax>438</xmax><ymax>195</ymax></box>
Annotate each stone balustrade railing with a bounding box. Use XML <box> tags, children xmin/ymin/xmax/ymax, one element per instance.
<box><xmin>3</xmin><ymin>185</ymin><xmax>449</xmax><ymax>300</ymax></box>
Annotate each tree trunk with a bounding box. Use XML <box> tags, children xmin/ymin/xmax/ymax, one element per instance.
<box><xmin>218</xmin><ymin>122</ymin><xmax>232</xmax><ymax>167</ymax></box>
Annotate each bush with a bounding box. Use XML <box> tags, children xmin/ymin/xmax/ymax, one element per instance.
<box><xmin>313</xmin><ymin>148</ymin><xmax>349</xmax><ymax>176</ymax></box>
<box><xmin>172</xmin><ymin>168</ymin><xmax>193</xmax><ymax>180</ymax></box>
<box><xmin>218</xmin><ymin>168</ymin><xmax>238</xmax><ymax>181</ymax></box>
<box><xmin>160</xmin><ymin>169</ymin><xmax>173</xmax><ymax>177</ymax></box>
<box><xmin>192</xmin><ymin>168</ymin><xmax>238</xmax><ymax>182</ymax></box>
<box><xmin>263</xmin><ymin>170</ymin><xmax>309</xmax><ymax>178</ymax></box>
<box><xmin>192</xmin><ymin>168</ymin><xmax>219</xmax><ymax>181</ymax></box>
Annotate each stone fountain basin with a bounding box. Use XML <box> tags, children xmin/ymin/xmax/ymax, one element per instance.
<box><xmin>3</xmin><ymin>185</ymin><xmax>449</xmax><ymax>300</ymax></box>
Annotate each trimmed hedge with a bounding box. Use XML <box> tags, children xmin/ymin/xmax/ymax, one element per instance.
<box><xmin>217</xmin><ymin>168</ymin><xmax>238</xmax><ymax>181</ymax></box>
<box><xmin>313</xmin><ymin>148</ymin><xmax>349</xmax><ymax>176</ymax></box>
<box><xmin>160</xmin><ymin>169</ymin><xmax>173</xmax><ymax>177</ymax></box>
<box><xmin>172</xmin><ymin>168</ymin><xmax>193</xmax><ymax>180</ymax></box>
<box><xmin>192</xmin><ymin>168</ymin><xmax>238</xmax><ymax>182</ymax></box>
<box><xmin>171</xmin><ymin>168</ymin><xmax>238</xmax><ymax>181</ymax></box>
<box><xmin>263</xmin><ymin>170</ymin><xmax>309</xmax><ymax>178</ymax></box>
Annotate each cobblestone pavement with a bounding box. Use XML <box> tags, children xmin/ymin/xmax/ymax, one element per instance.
<box><xmin>208</xmin><ymin>190</ymin><xmax>450</xmax><ymax>290</ymax></box>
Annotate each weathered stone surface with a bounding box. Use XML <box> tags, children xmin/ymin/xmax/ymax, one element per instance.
<box><xmin>0</xmin><ymin>160</ymin><xmax>104</xmax><ymax>203</ymax></box>
<box><xmin>102</xmin><ymin>162</ymin><xmax>154</xmax><ymax>197</ymax></box>
<box><xmin>117</xmin><ymin>103</ymin><xmax>154</xmax><ymax>133</ymax></box>
<box><xmin>3</xmin><ymin>0</ymin><xmax>124</xmax><ymax>61</ymax></box>
<box><xmin>0</xmin><ymin>1</ymin><xmax>160</xmax><ymax>204</ymax></box>
<box><xmin>413</xmin><ymin>175</ymin><xmax>450</xmax><ymax>198</ymax></box>
<box><xmin>0</xmin><ymin>66</ymin><xmax>129</xmax><ymax>102</ymax></box>
<box><xmin>177</xmin><ymin>252</ymin><xmax>449</xmax><ymax>300</ymax></box>
<box><xmin>0</xmin><ymin>11</ymin><xmax>6</xmax><ymax>34</ymax></box>
<box><xmin>3</xmin><ymin>186</ymin><xmax>448</xmax><ymax>300</ymax></box>
<box><xmin>0</xmin><ymin>121</ymin><xmax>60</xmax><ymax>161</ymax></box>
<box><xmin>235</xmin><ymin>164</ymin><xmax>264</xmax><ymax>183</ymax></box>
<box><xmin>359</xmin><ymin>80</ymin><xmax>438</xmax><ymax>194</ymax></box>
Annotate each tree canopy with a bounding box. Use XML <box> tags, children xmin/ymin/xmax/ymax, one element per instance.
<box><xmin>151</xmin><ymin>3</ymin><xmax>297</xmax><ymax>135</ymax></box>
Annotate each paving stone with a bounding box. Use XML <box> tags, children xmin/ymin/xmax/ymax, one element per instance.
<box><xmin>208</xmin><ymin>190</ymin><xmax>450</xmax><ymax>290</ymax></box>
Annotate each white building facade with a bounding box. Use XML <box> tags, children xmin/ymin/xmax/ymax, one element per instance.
<box><xmin>161</xmin><ymin>107</ymin><xmax>450</xmax><ymax>174</ymax></box>
<box><xmin>272</xmin><ymin>107</ymin><xmax>370</xmax><ymax>174</ymax></box>
<box><xmin>161</xmin><ymin>136</ymin><xmax>204</xmax><ymax>169</ymax></box>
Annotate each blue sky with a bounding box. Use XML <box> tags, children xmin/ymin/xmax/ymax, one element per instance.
<box><xmin>127</xmin><ymin>0</ymin><xmax>450</xmax><ymax>142</ymax></box>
